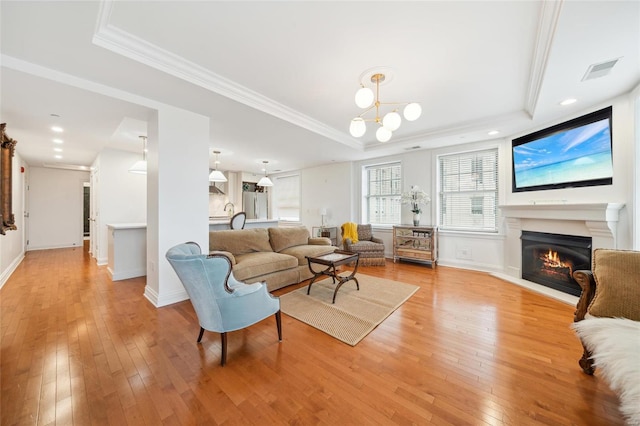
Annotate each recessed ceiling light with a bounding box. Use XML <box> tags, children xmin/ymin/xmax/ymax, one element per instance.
<box><xmin>53</xmin><ymin>147</ymin><xmax>63</xmax><ymax>152</ymax></box>
<box><xmin>488</xmin><ymin>130</ymin><xmax>500</xmax><ymax>136</ymax></box>
<box><xmin>560</xmin><ymin>98</ymin><xmax>577</xmax><ymax>106</ymax></box>
<box><xmin>54</xmin><ymin>155</ymin><xmax>63</xmax><ymax>159</ymax></box>
<box><xmin>52</xmin><ymin>139</ymin><xmax>64</xmax><ymax>144</ymax></box>
<box><xmin>51</xmin><ymin>126</ymin><xmax>64</xmax><ymax>133</ymax></box>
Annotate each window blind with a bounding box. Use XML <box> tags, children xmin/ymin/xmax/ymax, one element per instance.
<box><xmin>438</xmin><ymin>148</ymin><xmax>498</xmax><ymax>232</ymax></box>
<box><xmin>364</xmin><ymin>162</ymin><xmax>401</xmax><ymax>225</ymax></box>
<box><xmin>274</xmin><ymin>174</ymin><xmax>300</xmax><ymax>221</ymax></box>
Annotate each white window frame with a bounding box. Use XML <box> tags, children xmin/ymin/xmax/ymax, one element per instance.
<box><xmin>362</xmin><ymin>162</ymin><xmax>402</xmax><ymax>226</ymax></box>
<box><xmin>437</xmin><ymin>148</ymin><xmax>499</xmax><ymax>233</ymax></box>
<box><xmin>274</xmin><ymin>174</ymin><xmax>300</xmax><ymax>222</ymax></box>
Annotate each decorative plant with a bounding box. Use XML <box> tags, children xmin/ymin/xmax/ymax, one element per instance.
<box><xmin>401</xmin><ymin>185</ymin><xmax>430</xmax><ymax>214</ymax></box>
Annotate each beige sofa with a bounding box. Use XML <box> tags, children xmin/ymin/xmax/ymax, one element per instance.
<box><xmin>209</xmin><ymin>226</ymin><xmax>336</xmax><ymax>292</ymax></box>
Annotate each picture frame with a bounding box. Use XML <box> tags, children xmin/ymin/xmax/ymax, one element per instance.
<box><xmin>1</xmin><ymin>123</ymin><xmax>18</xmax><ymax>235</ymax></box>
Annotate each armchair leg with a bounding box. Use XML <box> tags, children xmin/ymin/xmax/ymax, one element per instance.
<box><xmin>275</xmin><ymin>310</ymin><xmax>282</xmax><ymax>341</ymax></box>
<box><xmin>220</xmin><ymin>332</ymin><xmax>227</xmax><ymax>366</ymax></box>
<box><xmin>579</xmin><ymin>343</ymin><xmax>595</xmax><ymax>375</ymax></box>
<box><xmin>197</xmin><ymin>327</ymin><xmax>205</xmax><ymax>343</ymax></box>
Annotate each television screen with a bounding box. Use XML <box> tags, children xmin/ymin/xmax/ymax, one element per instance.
<box><xmin>512</xmin><ymin>106</ymin><xmax>613</xmax><ymax>193</ymax></box>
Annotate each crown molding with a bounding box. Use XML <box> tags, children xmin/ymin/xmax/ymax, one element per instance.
<box><xmin>1</xmin><ymin>54</ymin><xmax>162</xmax><ymax>111</ymax></box>
<box><xmin>525</xmin><ymin>0</ymin><xmax>564</xmax><ymax>118</ymax></box>
<box><xmin>363</xmin><ymin>110</ymin><xmax>528</xmax><ymax>152</ymax></box>
<box><xmin>93</xmin><ymin>0</ymin><xmax>363</xmax><ymax>150</ymax></box>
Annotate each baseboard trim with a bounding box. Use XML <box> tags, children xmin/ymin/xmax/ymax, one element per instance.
<box><xmin>108</xmin><ymin>267</ymin><xmax>147</xmax><ymax>281</ymax></box>
<box><xmin>0</xmin><ymin>252</ymin><xmax>25</xmax><ymax>290</ymax></box>
<box><xmin>144</xmin><ymin>285</ymin><xmax>189</xmax><ymax>308</ymax></box>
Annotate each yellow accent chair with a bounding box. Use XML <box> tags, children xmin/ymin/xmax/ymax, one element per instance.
<box><xmin>341</xmin><ymin>223</ymin><xmax>386</xmax><ymax>266</ymax></box>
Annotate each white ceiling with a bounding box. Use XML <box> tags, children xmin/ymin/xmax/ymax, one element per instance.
<box><xmin>1</xmin><ymin>1</ymin><xmax>638</xmax><ymax>175</ymax></box>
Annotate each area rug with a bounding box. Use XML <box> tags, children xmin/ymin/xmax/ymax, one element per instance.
<box><xmin>280</xmin><ymin>274</ymin><xmax>418</xmax><ymax>346</ymax></box>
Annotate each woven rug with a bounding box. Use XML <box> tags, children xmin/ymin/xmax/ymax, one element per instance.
<box><xmin>280</xmin><ymin>274</ymin><xmax>418</xmax><ymax>346</ymax></box>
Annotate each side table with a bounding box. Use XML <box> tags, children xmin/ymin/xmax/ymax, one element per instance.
<box><xmin>312</xmin><ymin>226</ymin><xmax>338</xmax><ymax>246</ymax></box>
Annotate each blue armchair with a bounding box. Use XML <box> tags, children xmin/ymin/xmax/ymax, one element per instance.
<box><xmin>166</xmin><ymin>242</ymin><xmax>282</xmax><ymax>365</ymax></box>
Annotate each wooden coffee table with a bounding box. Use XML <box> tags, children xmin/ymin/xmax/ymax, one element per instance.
<box><xmin>305</xmin><ymin>250</ymin><xmax>360</xmax><ymax>303</ymax></box>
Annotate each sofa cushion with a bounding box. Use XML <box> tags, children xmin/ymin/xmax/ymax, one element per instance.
<box><xmin>209</xmin><ymin>228</ymin><xmax>273</xmax><ymax>255</ymax></box>
<box><xmin>349</xmin><ymin>240</ymin><xmax>384</xmax><ymax>252</ymax></box>
<box><xmin>268</xmin><ymin>226</ymin><xmax>310</xmax><ymax>253</ymax></box>
<box><xmin>589</xmin><ymin>249</ymin><xmax>640</xmax><ymax>321</ymax></box>
<box><xmin>280</xmin><ymin>244</ymin><xmax>336</xmax><ymax>266</ymax></box>
<box><xmin>231</xmin><ymin>252</ymin><xmax>297</xmax><ymax>282</ymax></box>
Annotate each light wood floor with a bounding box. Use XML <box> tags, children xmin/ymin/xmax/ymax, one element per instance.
<box><xmin>1</xmin><ymin>245</ymin><xmax>624</xmax><ymax>425</ymax></box>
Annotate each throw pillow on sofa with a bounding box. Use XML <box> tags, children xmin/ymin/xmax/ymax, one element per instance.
<box><xmin>268</xmin><ymin>227</ymin><xmax>310</xmax><ymax>252</ymax></box>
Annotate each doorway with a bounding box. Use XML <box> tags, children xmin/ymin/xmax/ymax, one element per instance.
<box><xmin>83</xmin><ymin>183</ymin><xmax>90</xmax><ymax>239</ymax></box>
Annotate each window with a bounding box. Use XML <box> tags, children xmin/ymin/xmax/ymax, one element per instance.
<box><xmin>438</xmin><ymin>148</ymin><xmax>498</xmax><ymax>232</ymax></box>
<box><xmin>274</xmin><ymin>174</ymin><xmax>300</xmax><ymax>221</ymax></box>
<box><xmin>364</xmin><ymin>162</ymin><xmax>401</xmax><ymax>225</ymax></box>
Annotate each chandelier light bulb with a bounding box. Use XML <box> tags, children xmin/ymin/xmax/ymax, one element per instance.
<box><xmin>376</xmin><ymin>126</ymin><xmax>392</xmax><ymax>143</ymax></box>
<box><xmin>383</xmin><ymin>111</ymin><xmax>402</xmax><ymax>131</ymax></box>
<box><xmin>355</xmin><ymin>86</ymin><xmax>374</xmax><ymax>109</ymax></box>
<box><xmin>349</xmin><ymin>118</ymin><xmax>367</xmax><ymax>137</ymax></box>
<box><xmin>404</xmin><ymin>103</ymin><xmax>422</xmax><ymax>121</ymax></box>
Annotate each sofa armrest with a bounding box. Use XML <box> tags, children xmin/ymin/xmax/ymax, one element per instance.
<box><xmin>371</xmin><ymin>236</ymin><xmax>384</xmax><ymax>244</ymax></box>
<box><xmin>573</xmin><ymin>270</ymin><xmax>595</xmax><ymax>322</ymax></box>
<box><xmin>208</xmin><ymin>250</ymin><xmax>236</xmax><ymax>266</ymax></box>
<box><xmin>308</xmin><ymin>237</ymin><xmax>331</xmax><ymax>246</ymax></box>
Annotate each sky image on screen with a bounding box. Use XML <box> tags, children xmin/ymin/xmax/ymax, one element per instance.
<box><xmin>513</xmin><ymin>118</ymin><xmax>612</xmax><ymax>188</ymax></box>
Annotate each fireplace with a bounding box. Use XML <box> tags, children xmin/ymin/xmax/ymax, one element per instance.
<box><xmin>521</xmin><ymin>231</ymin><xmax>592</xmax><ymax>296</ymax></box>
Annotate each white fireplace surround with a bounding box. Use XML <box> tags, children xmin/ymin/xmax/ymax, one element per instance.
<box><xmin>494</xmin><ymin>203</ymin><xmax>625</xmax><ymax>305</ymax></box>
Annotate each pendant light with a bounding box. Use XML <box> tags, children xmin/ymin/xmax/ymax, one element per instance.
<box><xmin>129</xmin><ymin>136</ymin><xmax>147</xmax><ymax>174</ymax></box>
<box><xmin>209</xmin><ymin>150</ymin><xmax>227</xmax><ymax>182</ymax></box>
<box><xmin>257</xmin><ymin>160</ymin><xmax>273</xmax><ymax>187</ymax></box>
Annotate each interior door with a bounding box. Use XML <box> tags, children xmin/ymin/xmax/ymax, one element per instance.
<box><xmin>89</xmin><ymin>169</ymin><xmax>99</xmax><ymax>258</ymax></box>
<box><xmin>22</xmin><ymin>167</ymin><xmax>29</xmax><ymax>252</ymax></box>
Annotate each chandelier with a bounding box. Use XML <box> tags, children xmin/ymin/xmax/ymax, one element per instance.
<box><xmin>349</xmin><ymin>73</ymin><xmax>422</xmax><ymax>142</ymax></box>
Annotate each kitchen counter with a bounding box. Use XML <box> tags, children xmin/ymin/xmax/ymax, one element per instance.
<box><xmin>209</xmin><ymin>218</ymin><xmax>279</xmax><ymax>230</ymax></box>
<box><xmin>106</xmin><ymin>223</ymin><xmax>146</xmax><ymax>281</ymax></box>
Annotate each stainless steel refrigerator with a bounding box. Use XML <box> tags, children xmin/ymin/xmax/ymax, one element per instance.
<box><xmin>243</xmin><ymin>192</ymin><xmax>267</xmax><ymax>219</ymax></box>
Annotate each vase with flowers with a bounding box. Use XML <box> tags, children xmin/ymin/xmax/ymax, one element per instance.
<box><xmin>401</xmin><ymin>185</ymin><xmax>431</xmax><ymax>226</ymax></box>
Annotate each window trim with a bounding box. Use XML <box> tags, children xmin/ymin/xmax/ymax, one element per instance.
<box><xmin>362</xmin><ymin>161</ymin><xmax>402</xmax><ymax>226</ymax></box>
<box><xmin>437</xmin><ymin>147</ymin><xmax>499</xmax><ymax>233</ymax></box>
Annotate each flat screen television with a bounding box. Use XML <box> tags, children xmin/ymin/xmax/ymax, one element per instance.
<box><xmin>511</xmin><ymin>106</ymin><xmax>613</xmax><ymax>193</ymax></box>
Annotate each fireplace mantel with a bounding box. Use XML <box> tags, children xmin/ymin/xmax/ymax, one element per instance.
<box><xmin>499</xmin><ymin>203</ymin><xmax>624</xmax><ymax>222</ymax></box>
<box><xmin>495</xmin><ymin>202</ymin><xmax>625</xmax><ymax>304</ymax></box>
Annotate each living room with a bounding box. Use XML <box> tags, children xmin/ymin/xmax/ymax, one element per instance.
<box><xmin>1</xmin><ymin>2</ymin><xmax>639</xmax><ymax>424</ymax></box>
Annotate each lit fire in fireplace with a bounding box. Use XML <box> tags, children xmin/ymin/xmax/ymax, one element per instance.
<box><xmin>539</xmin><ymin>249</ymin><xmax>573</xmax><ymax>280</ymax></box>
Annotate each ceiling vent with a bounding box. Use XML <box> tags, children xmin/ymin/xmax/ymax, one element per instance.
<box><xmin>404</xmin><ymin>145</ymin><xmax>421</xmax><ymax>151</ymax></box>
<box><xmin>582</xmin><ymin>58</ymin><xmax>621</xmax><ymax>81</ymax></box>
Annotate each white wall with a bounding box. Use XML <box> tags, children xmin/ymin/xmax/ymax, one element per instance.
<box><xmin>502</xmin><ymin>94</ymin><xmax>635</xmax><ymax>250</ymax></box>
<box><xmin>145</xmin><ymin>105</ymin><xmax>210</xmax><ymax>307</ymax></box>
<box><xmin>93</xmin><ymin>148</ymin><xmax>147</xmax><ymax>264</ymax></box>
<box><xmin>299</xmin><ymin>162</ymin><xmax>353</xmax><ymax>230</ymax></box>
<box><xmin>0</xmin><ymin>152</ymin><xmax>26</xmax><ymax>289</ymax></box>
<box><xmin>27</xmin><ymin>167</ymin><xmax>89</xmax><ymax>250</ymax></box>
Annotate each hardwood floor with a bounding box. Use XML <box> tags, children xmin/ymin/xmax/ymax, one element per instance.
<box><xmin>1</xmin><ymin>245</ymin><xmax>624</xmax><ymax>425</ymax></box>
